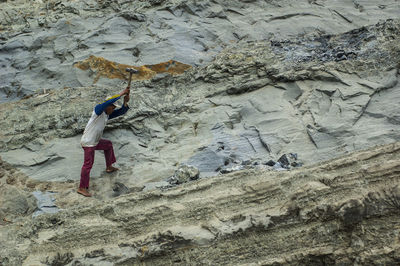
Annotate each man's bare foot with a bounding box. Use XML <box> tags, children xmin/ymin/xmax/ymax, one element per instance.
<box><xmin>106</xmin><ymin>166</ymin><xmax>119</xmax><ymax>173</ymax></box>
<box><xmin>77</xmin><ymin>187</ymin><xmax>92</xmax><ymax>197</ymax></box>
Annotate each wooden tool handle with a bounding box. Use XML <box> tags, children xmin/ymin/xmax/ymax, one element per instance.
<box><xmin>127</xmin><ymin>73</ymin><xmax>133</xmax><ymax>88</ymax></box>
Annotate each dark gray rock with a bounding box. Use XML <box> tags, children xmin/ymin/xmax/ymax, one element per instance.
<box><xmin>277</xmin><ymin>153</ymin><xmax>302</xmax><ymax>169</ymax></box>
<box><xmin>263</xmin><ymin>160</ymin><xmax>276</xmax><ymax>167</ymax></box>
<box><xmin>112</xmin><ymin>182</ymin><xmax>130</xmax><ymax>197</ymax></box>
<box><xmin>187</xmin><ymin>124</ymin><xmax>270</xmax><ymax>177</ymax></box>
<box><xmin>338</xmin><ymin>199</ymin><xmax>366</xmax><ymax>229</ymax></box>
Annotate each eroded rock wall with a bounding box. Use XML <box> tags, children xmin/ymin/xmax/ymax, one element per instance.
<box><xmin>1</xmin><ymin>142</ymin><xmax>400</xmax><ymax>265</ymax></box>
<box><xmin>1</xmin><ymin>0</ymin><xmax>399</xmax><ymax>100</ymax></box>
<box><xmin>0</xmin><ymin>19</ymin><xmax>399</xmax><ymax>187</ymax></box>
<box><xmin>1</xmin><ymin>1</ymin><xmax>400</xmax><ymax>265</ymax></box>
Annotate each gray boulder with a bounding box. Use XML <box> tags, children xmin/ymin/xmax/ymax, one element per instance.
<box><xmin>0</xmin><ymin>185</ymin><xmax>37</xmax><ymax>219</ymax></box>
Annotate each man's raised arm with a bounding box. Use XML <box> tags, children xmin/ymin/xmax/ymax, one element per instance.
<box><xmin>94</xmin><ymin>88</ymin><xmax>129</xmax><ymax>115</ymax></box>
<box><xmin>108</xmin><ymin>89</ymin><xmax>130</xmax><ymax>119</ymax></box>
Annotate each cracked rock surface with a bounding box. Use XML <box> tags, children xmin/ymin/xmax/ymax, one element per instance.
<box><xmin>1</xmin><ymin>0</ymin><xmax>399</xmax><ymax>100</ymax></box>
<box><xmin>1</xmin><ymin>0</ymin><xmax>400</xmax><ymax>265</ymax></box>
<box><xmin>2</xmin><ymin>142</ymin><xmax>400</xmax><ymax>265</ymax></box>
<box><xmin>1</xmin><ymin>18</ymin><xmax>399</xmax><ymax>187</ymax></box>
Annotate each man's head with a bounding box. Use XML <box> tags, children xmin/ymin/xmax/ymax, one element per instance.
<box><xmin>105</xmin><ymin>104</ymin><xmax>116</xmax><ymax>115</ymax></box>
<box><xmin>104</xmin><ymin>95</ymin><xmax>120</xmax><ymax>115</ymax></box>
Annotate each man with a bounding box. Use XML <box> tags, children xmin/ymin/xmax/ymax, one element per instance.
<box><xmin>78</xmin><ymin>88</ymin><xmax>130</xmax><ymax>197</ymax></box>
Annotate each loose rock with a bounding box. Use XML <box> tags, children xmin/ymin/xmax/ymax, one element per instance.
<box><xmin>168</xmin><ymin>165</ymin><xmax>200</xmax><ymax>184</ymax></box>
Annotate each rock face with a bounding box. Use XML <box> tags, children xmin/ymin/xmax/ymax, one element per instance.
<box><xmin>1</xmin><ymin>0</ymin><xmax>400</xmax><ymax>265</ymax></box>
<box><xmin>1</xmin><ymin>0</ymin><xmax>400</xmax><ymax>100</ymax></box>
<box><xmin>0</xmin><ymin>18</ymin><xmax>399</xmax><ymax>187</ymax></box>
<box><xmin>1</xmin><ymin>142</ymin><xmax>400</xmax><ymax>265</ymax></box>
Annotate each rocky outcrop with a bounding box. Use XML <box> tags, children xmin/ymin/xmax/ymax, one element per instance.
<box><xmin>1</xmin><ymin>0</ymin><xmax>400</xmax><ymax>101</ymax></box>
<box><xmin>1</xmin><ymin>142</ymin><xmax>400</xmax><ymax>265</ymax></box>
<box><xmin>1</xmin><ymin>0</ymin><xmax>400</xmax><ymax>265</ymax></box>
<box><xmin>0</xmin><ymin>18</ymin><xmax>399</xmax><ymax>187</ymax></box>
